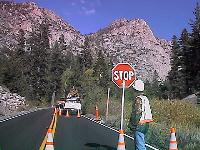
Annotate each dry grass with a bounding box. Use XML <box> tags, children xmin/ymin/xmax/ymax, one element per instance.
<box><xmin>151</xmin><ymin>99</ymin><xmax>200</xmax><ymax>128</ymax></box>
<box><xmin>94</xmin><ymin>98</ymin><xmax>200</xmax><ymax>149</ymax></box>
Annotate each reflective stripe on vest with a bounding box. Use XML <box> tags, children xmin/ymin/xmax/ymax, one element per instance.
<box><xmin>137</xmin><ymin>95</ymin><xmax>153</xmax><ymax>124</ymax></box>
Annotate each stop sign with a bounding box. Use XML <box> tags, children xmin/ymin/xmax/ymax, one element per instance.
<box><xmin>112</xmin><ymin>63</ymin><xmax>136</xmax><ymax>88</ymax></box>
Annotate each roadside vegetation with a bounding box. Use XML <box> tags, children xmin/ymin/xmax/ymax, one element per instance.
<box><xmin>93</xmin><ymin>95</ymin><xmax>200</xmax><ymax>150</ymax></box>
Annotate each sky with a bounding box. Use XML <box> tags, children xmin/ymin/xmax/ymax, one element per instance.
<box><xmin>15</xmin><ymin>0</ymin><xmax>200</xmax><ymax>40</ymax></box>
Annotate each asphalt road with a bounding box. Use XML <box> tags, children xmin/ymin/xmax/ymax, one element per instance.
<box><xmin>0</xmin><ymin>109</ymin><xmax>53</xmax><ymax>150</ymax></box>
<box><xmin>54</xmin><ymin>116</ymin><xmax>135</xmax><ymax>150</ymax></box>
<box><xmin>0</xmin><ymin>109</ymin><xmax>136</xmax><ymax>150</ymax></box>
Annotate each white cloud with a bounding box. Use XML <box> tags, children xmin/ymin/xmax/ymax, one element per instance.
<box><xmin>73</xmin><ymin>0</ymin><xmax>99</xmax><ymax>16</ymax></box>
<box><xmin>85</xmin><ymin>8</ymin><xmax>96</xmax><ymax>15</ymax></box>
<box><xmin>81</xmin><ymin>6</ymin><xmax>96</xmax><ymax>15</ymax></box>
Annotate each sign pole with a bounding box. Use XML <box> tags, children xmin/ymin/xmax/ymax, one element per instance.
<box><xmin>106</xmin><ymin>88</ymin><xmax>110</xmax><ymax>122</ymax></box>
<box><xmin>112</xmin><ymin>63</ymin><xmax>136</xmax><ymax>150</ymax></box>
<box><xmin>120</xmin><ymin>80</ymin><xmax>125</xmax><ymax>130</ymax></box>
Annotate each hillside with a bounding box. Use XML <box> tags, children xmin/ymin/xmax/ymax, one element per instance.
<box><xmin>88</xmin><ymin>18</ymin><xmax>171</xmax><ymax>80</ymax></box>
<box><xmin>0</xmin><ymin>1</ymin><xmax>171</xmax><ymax>81</ymax></box>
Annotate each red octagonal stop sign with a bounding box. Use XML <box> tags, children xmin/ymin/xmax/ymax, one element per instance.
<box><xmin>112</xmin><ymin>63</ymin><xmax>136</xmax><ymax>88</ymax></box>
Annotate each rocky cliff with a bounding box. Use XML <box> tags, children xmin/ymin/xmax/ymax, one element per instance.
<box><xmin>0</xmin><ymin>1</ymin><xmax>171</xmax><ymax>81</ymax></box>
<box><xmin>0</xmin><ymin>1</ymin><xmax>84</xmax><ymax>53</ymax></box>
<box><xmin>0</xmin><ymin>86</ymin><xmax>26</xmax><ymax>116</ymax></box>
<box><xmin>88</xmin><ymin>18</ymin><xmax>171</xmax><ymax>80</ymax></box>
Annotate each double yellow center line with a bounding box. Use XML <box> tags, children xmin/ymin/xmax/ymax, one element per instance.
<box><xmin>39</xmin><ymin>110</ymin><xmax>58</xmax><ymax>150</ymax></box>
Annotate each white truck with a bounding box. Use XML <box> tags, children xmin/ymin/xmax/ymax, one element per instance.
<box><xmin>64</xmin><ymin>96</ymin><xmax>81</xmax><ymax>114</ymax></box>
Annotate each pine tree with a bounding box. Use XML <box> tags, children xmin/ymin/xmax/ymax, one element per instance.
<box><xmin>190</xmin><ymin>3</ymin><xmax>200</xmax><ymax>92</ymax></box>
<box><xmin>58</xmin><ymin>34</ymin><xmax>66</xmax><ymax>52</ymax></box>
<box><xmin>58</xmin><ymin>34</ymin><xmax>75</xmax><ymax>68</ymax></box>
<box><xmin>27</xmin><ymin>22</ymin><xmax>50</xmax><ymax>100</ymax></box>
<box><xmin>179</xmin><ymin>29</ymin><xmax>191</xmax><ymax>96</ymax></box>
<box><xmin>151</xmin><ymin>70</ymin><xmax>160</xmax><ymax>97</ymax></box>
<box><xmin>93</xmin><ymin>49</ymin><xmax>109</xmax><ymax>88</ymax></box>
<box><xmin>70</xmin><ymin>54</ymin><xmax>83</xmax><ymax>86</ymax></box>
<box><xmin>48</xmin><ymin>41</ymin><xmax>67</xmax><ymax>99</ymax></box>
<box><xmin>80</xmin><ymin>37</ymin><xmax>93</xmax><ymax>70</ymax></box>
<box><xmin>0</xmin><ymin>46</ymin><xmax>20</xmax><ymax>92</ymax></box>
<box><xmin>0</xmin><ymin>30</ymin><xmax>29</xmax><ymax>95</ymax></box>
<box><xmin>168</xmin><ymin>36</ymin><xmax>182</xmax><ymax>98</ymax></box>
<box><xmin>14</xmin><ymin>29</ymin><xmax>29</xmax><ymax>96</ymax></box>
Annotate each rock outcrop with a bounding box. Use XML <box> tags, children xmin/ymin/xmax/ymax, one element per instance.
<box><xmin>0</xmin><ymin>86</ymin><xmax>26</xmax><ymax>116</ymax></box>
<box><xmin>88</xmin><ymin>18</ymin><xmax>171</xmax><ymax>81</ymax></box>
<box><xmin>0</xmin><ymin>1</ymin><xmax>84</xmax><ymax>54</ymax></box>
<box><xmin>0</xmin><ymin>1</ymin><xmax>172</xmax><ymax>81</ymax></box>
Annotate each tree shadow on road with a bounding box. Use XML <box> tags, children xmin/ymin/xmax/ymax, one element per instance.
<box><xmin>85</xmin><ymin>143</ymin><xmax>116</xmax><ymax>150</ymax></box>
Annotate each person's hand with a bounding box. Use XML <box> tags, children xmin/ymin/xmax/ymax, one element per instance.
<box><xmin>138</xmin><ymin>122</ymin><xmax>145</xmax><ymax>125</ymax></box>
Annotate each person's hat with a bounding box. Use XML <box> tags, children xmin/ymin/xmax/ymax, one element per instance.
<box><xmin>132</xmin><ymin>79</ymin><xmax>144</xmax><ymax>91</ymax></box>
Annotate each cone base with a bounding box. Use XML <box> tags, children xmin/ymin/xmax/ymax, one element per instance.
<box><xmin>117</xmin><ymin>145</ymin><xmax>126</xmax><ymax>150</ymax></box>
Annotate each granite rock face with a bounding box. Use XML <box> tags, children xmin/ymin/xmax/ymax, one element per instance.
<box><xmin>0</xmin><ymin>1</ymin><xmax>84</xmax><ymax>54</ymax></box>
<box><xmin>0</xmin><ymin>86</ymin><xmax>26</xmax><ymax>116</ymax></box>
<box><xmin>0</xmin><ymin>1</ymin><xmax>171</xmax><ymax>81</ymax></box>
<box><xmin>88</xmin><ymin>18</ymin><xmax>171</xmax><ymax>81</ymax></box>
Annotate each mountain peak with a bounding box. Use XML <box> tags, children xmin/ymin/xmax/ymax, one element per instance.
<box><xmin>89</xmin><ymin>18</ymin><xmax>171</xmax><ymax>81</ymax></box>
<box><xmin>0</xmin><ymin>1</ymin><xmax>171</xmax><ymax>81</ymax></box>
<box><xmin>0</xmin><ymin>1</ymin><xmax>84</xmax><ymax>49</ymax></box>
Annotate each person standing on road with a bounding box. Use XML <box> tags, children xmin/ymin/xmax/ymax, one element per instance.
<box><xmin>128</xmin><ymin>79</ymin><xmax>153</xmax><ymax>150</ymax></box>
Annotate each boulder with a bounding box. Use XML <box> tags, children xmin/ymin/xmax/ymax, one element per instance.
<box><xmin>0</xmin><ymin>86</ymin><xmax>26</xmax><ymax>116</ymax></box>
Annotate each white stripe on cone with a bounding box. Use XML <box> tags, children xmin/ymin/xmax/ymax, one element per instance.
<box><xmin>169</xmin><ymin>128</ymin><xmax>178</xmax><ymax>150</ymax></box>
<box><xmin>117</xmin><ymin>130</ymin><xmax>126</xmax><ymax>150</ymax></box>
<box><xmin>170</xmin><ymin>133</ymin><xmax>177</xmax><ymax>141</ymax></box>
<box><xmin>45</xmin><ymin>129</ymin><xmax>54</xmax><ymax>150</ymax></box>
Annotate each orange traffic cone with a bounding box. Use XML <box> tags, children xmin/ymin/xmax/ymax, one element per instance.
<box><xmin>56</xmin><ymin>108</ymin><xmax>59</xmax><ymax>115</ymax></box>
<box><xmin>66</xmin><ymin>109</ymin><xmax>70</xmax><ymax>118</ymax></box>
<box><xmin>77</xmin><ymin>109</ymin><xmax>81</xmax><ymax>118</ymax></box>
<box><xmin>117</xmin><ymin>129</ymin><xmax>126</xmax><ymax>150</ymax></box>
<box><xmin>53</xmin><ymin>108</ymin><xmax>57</xmax><ymax>116</ymax></box>
<box><xmin>45</xmin><ymin>128</ymin><xmax>54</xmax><ymax>150</ymax></box>
<box><xmin>169</xmin><ymin>128</ymin><xmax>178</xmax><ymax>150</ymax></box>
<box><xmin>95</xmin><ymin>105</ymin><xmax>100</xmax><ymax>121</ymax></box>
<box><xmin>59</xmin><ymin>109</ymin><xmax>62</xmax><ymax>116</ymax></box>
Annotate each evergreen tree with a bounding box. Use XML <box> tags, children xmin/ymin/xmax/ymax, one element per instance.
<box><xmin>0</xmin><ymin>47</ymin><xmax>20</xmax><ymax>92</ymax></box>
<box><xmin>14</xmin><ymin>29</ymin><xmax>29</xmax><ymax>96</ymax></box>
<box><xmin>168</xmin><ymin>36</ymin><xmax>182</xmax><ymax>98</ymax></box>
<box><xmin>58</xmin><ymin>34</ymin><xmax>75</xmax><ymax>68</ymax></box>
<box><xmin>0</xmin><ymin>30</ymin><xmax>28</xmax><ymax>95</ymax></box>
<box><xmin>93</xmin><ymin>49</ymin><xmax>109</xmax><ymax>88</ymax></box>
<box><xmin>80</xmin><ymin>37</ymin><xmax>93</xmax><ymax>70</ymax></box>
<box><xmin>179</xmin><ymin>29</ymin><xmax>191</xmax><ymax>96</ymax></box>
<box><xmin>151</xmin><ymin>70</ymin><xmax>160</xmax><ymax>96</ymax></box>
<box><xmin>48</xmin><ymin>41</ymin><xmax>67</xmax><ymax>99</ymax></box>
<box><xmin>27</xmin><ymin>22</ymin><xmax>50</xmax><ymax>100</ymax></box>
<box><xmin>70</xmin><ymin>54</ymin><xmax>83</xmax><ymax>86</ymax></box>
<box><xmin>58</xmin><ymin>34</ymin><xmax>66</xmax><ymax>52</ymax></box>
<box><xmin>190</xmin><ymin>3</ymin><xmax>200</xmax><ymax>92</ymax></box>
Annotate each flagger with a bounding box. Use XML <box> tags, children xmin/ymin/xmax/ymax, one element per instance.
<box><xmin>128</xmin><ymin>79</ymin><xmax>153</xmax><ymax>150</ymax></box>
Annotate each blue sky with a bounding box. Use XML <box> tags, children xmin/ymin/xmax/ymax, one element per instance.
<box><xmin>16</xmin><ymin>0</ymin><xmax>200</xmax><ymax>40</ymax></box>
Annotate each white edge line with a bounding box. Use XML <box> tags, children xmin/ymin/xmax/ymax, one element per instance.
<box><xmin>82</xmin><ymin>115</ymin><xmax>159</xmax><ymax>150</ymax></box>
<box><xmin>0</xmin><ymin>108</ymin><xmax>45</xmax><ymax>123</ymax></box>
